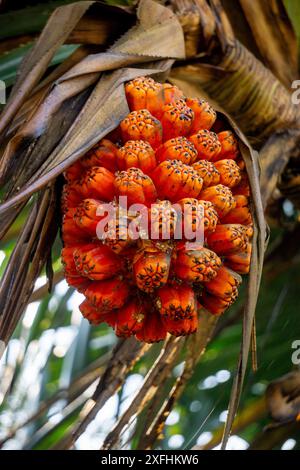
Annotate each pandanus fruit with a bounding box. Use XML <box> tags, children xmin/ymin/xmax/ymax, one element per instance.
<box><xmin>61</xmin><ymin>76</ymin><xmax>252</xmax><ymax>342</ymax></box>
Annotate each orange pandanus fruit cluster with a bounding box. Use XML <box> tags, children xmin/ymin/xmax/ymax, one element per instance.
<box><xmin>61</xmin><ymin>76</ymin><xmax>252</xmax><ymax>343</ymax></box>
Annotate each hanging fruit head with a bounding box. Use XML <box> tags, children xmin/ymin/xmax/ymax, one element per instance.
<box><xmin>61</xmin><ymin>76</ymin><xmax>253</xmax><ymax>342</ymax></box>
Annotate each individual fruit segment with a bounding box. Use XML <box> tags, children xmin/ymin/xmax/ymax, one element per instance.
<box><xmin>201</xmin><ymin>291</ymin><xmax>233</xmax><ymax>316</ymax></box>
<box><xmin>115</xmin><ymin>299</ymin><xmax>145</xmax><ymax>337</ymax></box>
<box><xmin>156</xmin><ymin>284</ymin><xmax>197</xmax><ymax>320</ymax></box>
<box><xmin>192</xmin><ymin>160</ymin><xmax>220</xmax><ymax>188</ymax></box>
<box><xmin>125</xmin><ymin>77</ymin><xmax>184</xmax><ymax>118</ymax></box>
<box><xmin>61</xmin><ymin>184</ymin><xmax>82</xmax><ymax>211</ymax></box>
<box><xmin>160</xmin><ymin>99</ymin><xmax>194</xmax><ymax>140</ymax></box>
<box><xmin>117</xmin><ymin>140</ymin><xmax>157</xmax><ymax>174</ymax></box>
<box><xmin>64</xmin><ymin>161</ymin><xmax>83</xmax><ymax>182</ymax></box>
<box><xmin>65</xmin><ymin>274</ymin><xmax>91</xmax><ymax>294</ymax></box>
<box><xmin>136</xmin><ymin>309</ymin><xmax>167</xmax><ymax>343</ymax></box>
<box><xmin>162</xmin><ymin>314</ymin><xmax>198</xmax><ymax>336</ymax></box>
<box><xmin>79</xmin><ymin>299</ymin><xmax>116</xmax><ymax>326</ymax></box>
<box><xmin>186</xmin><ymin>98</ymin><xmax>217</xmax><ymax>133</ymax></box>
<box><xmin>224</xmin><ymin>243</ymin><xmax>252</xmax><ymax>274</ymax></box>
<box><xmin>199</xmin><ymin>184</ymin><xmax>236</xmax><ymax>218</ymax></box>
<box><xmin>114</xmin><ymin>167</ymin><xmax>157</xmax><ymax>207</ymax></box>
<box><xmin>79</xmin><ymin>167</ymin><xmax>116</xmax><ymax>201</ymax></box>
<box><xmin>85</xmin><ymin>277</ymin><xmax>130</xmax><ymax>312</ymax></box>
<box><xmin>73</xmin><ymin>243</ymin><xmax>123</xmax><ymax>281</ymax></box>
<box><xmin>217</xmin><ymin>130</ymin><xmax>239</xmax><ymax>160</ymax></box>
<box><xmin>62</xmin><ymin>208</ymin><xmax>90</xmax><ymax>246</ymax></box>
<box><xmin>190</xmin><ymin>130</ymin><xmax>221</xmax><ymax>161</ymax></box>
<box><xmin>149</xmin><ymin>200</ymin><xmax>178</xmax><ymax>240</ymax></box>
<box><xmin>120</xmin><ymin>109</ymin><xmax>163</xmax><ymax>149</ymax></box>
<box><xmin>156</xmin><ymin>137</ymin><xmax>198</xmax><ymax>165</ymax></box>
<box><xmin>232</xmin><ymin>172</ymin><xmax>251</xmax><ymax>197</ymax></box>
<box><xmin>214</xmin><ymin>159</ymin><xmax>241</xmax><ymax>188</ymax></box>
<box><xmin>174</xmin><ymin>243</ymin><xmax>221</xmax><ymax>283</ymax></box>
<box><xmin>221</xmin><ymin>195</ymin><xmax>252</xmax><ymax>225</ymax></box>
<box><xmin>125</xmin><ymin>76</ymin><xmax>163</xmax><ymax>115</ymax></box>
<box><xmin>204</xmin><ymin>266</ymin><xmax>242</xmax><ymax>300</ymax></box>
<box><xmin>152</xmin><ymin>160</ymin><xmax>203</xmax><ymax>201</ymax></box>
<box><xmin>133</xmin><ymin>243</ymin><xmax>171</xmax><ymax>293</ymax></box>
<box><xmin>207</xmin><ymin>224</ymin><xmax>250</xmax><ymax>255</ymax></box>
<box><xmin>81</xmin><ymin>139</ymin><xmax>118</xmax><ymax>173</ymax></box>
<box><xmin>74</xmin><ymin>199</ymin><xmax>107</xmax><ymax>236</ymax></box>
<box><xmin>176</xmin><ymin>198</ymin><xmax>218</xmax><ymax>238</ymax></box>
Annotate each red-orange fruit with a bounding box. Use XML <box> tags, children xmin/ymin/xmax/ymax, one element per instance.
<box><xmin>61</xmin><ymin>76</ymin><xmax>251</xmax><ymax>339</ymax></box>
<box><xmin>136</xmin><ymin>309</ymin><xmax>167</xmax><ymax>343</ymax></box>
<box><xmin>207</xmin><ymin>224</ymin><xmax>249</xmax><ymax>255</ymax></box>
<box><xmin>176</xmin><ymin>198</ymin><xmax>218</xmax><ymax>238</ymax></box>
<box><xmin>79</xmin><ymin>299</ymin><xmax>116</xmax><ymax>326</ymax></box>
<box><xmin>81</xmin><ymin>139</ymin><xmax>118</xmax><ymax>173</ymax></box>
<box><xmin>152</xmin><ymin>160</ymin><xmax>203</xmax><ymax>202</ymax></box>
<box><xmin>117</xmin><ymin>140</ymin><xmax>157</xmax><ymax>174</ymax></box>
<box><xmin>190</xmin><ymin>130</ymin><xmax>221</xmax><ymax>161</ymax></box>
<box><xmin>65</xmin><ymin>274</ymin><xmax>91</xmax><ymax>294</ymax></box>
<box><xmin>199</xmin><ymin>184</ymin><xmax>236</xmax><ymax>218</ymax></box>
<box><xmin>73</xmin><ymin>243</ymin><xmax>123</xmax><ymax>281</ymax></box>
<box><xmin>149</xmin><ymin>200</ymin><xmax>178</xmax><ymax>240</ymax></box>
<box><xmin>120</xmin><ymin>109</ymin><xmax>163</xmax><ymax>149</ymax></box>
<box><xmin>115</xmin><ymin>299</ymin><xmax>145</xmax><ymax>337</ymax></box>
<box><xmin>221</xmin><ymin>195</ymin><xmax>252</xmax><ymax>225</ymax></box>
<box><xmin>225</xmin><ymin>243</ymin><xmax>252</xmax><ymax>274</ymax></box>
<box><xmin>192</xmin><ymin>160</ymin><xmax>220</xmax><ymax>188</ymax></box>
<box><xmin>133</xmin><ymin>247</ymin><xmax>171</xmax><ymax>293</ymax></box>
<box><xmin>163</xmin><ymin>314</ymin><xmax>198</xmax><ymax>336</ymax></box>
<box><xmin>102</xmin><ymin>209</ymin><xmax>135</xmax><ymax>254</ymax></box>
<box><xmin>61</xmin><ymin>184</ymin><xmax>82</xmax><ymax>212</ymax></box>
<box><xmin>125</xmin><ymin>78</ymin><xmax>184</xmax><ymax>118</ymax></box>
<box><xmin>232</xmin><ymin>172</ymin><xmax>251</xmax><ymax>197</ymax></box>
<box><xmin>125</xmin><ymin>76</ymin><xmax>163</xmax><ymax>115</ymax></box>
<box><xmin>204</xmin><ymin>266</ymin><xmax>242</xmax><ymax>300</ymax></box>
<box><xmin>62</xmin><ymin>208</ymin><xmax>89</xmax><ymax>246</ymax></box>
<box><xmin>186</xmin><ymin>98</ymin><xmax>217</xmax><ymax>133</ymax></box>
<box><xmin>214</xmin><ymin>159</ymin><xmax>241</xmax><ymax>188</ymax></box>
<box><xmin>85</xmin><ymin>277</ymin><xmax>130</xmax><ymax>312</ymax></box>
<box><xmin>201</xmin><ymin>291</ymin><xmax>232</xmax><ymax>316</ymax></box>
<box><xmin>160</xmin><ymin>99</ymin><xmax>194</xmax><ymax>140</ymax></box>
<box><xmin>79</xmin><ymin>167</ymin><xmax>116</xmax><ymax>201</ymax></box>
<box><xmin>114</xmin><ymin>167</ymin><xmax>157</xmax><ymax>207</ymax></box>
<box><xmin>74</xmin><ymin>199</ymin><xmax>108</xmax><ymax>236</ymax></box>
<box><xmin>156</xmin><ymin>284</ymin><xmax>197</xmax><ymax>320</ymax></box>
<box><xmin>61</xmin><ymin>245</ymin><xmax>80</xmax><ymax>276</ymax></box>
<box><xmin>64</xmin><ymin>160</ymin><xmax>83</xmax><ymax>183</ymax></box>
<box><xmin>156</xmin><ymin>137</ymin><xmax>198</xmax><ymax>165</ymax></box>
<box><xmin>174</xmin><ymin>243</ymin><xmax>221</xmax><ymax>283</ymax></box>
<box><xmin>217</xmin><ymin>130</ymin><xmax>239</xmax><ymax>160</ymax></box>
